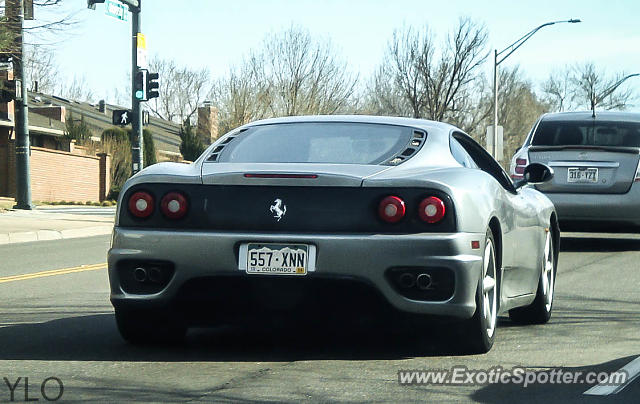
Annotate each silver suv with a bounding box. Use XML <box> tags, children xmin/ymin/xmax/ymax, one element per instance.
<box><xmin>510</xmin><ymin>111</ymin><xmax>640</xmax><ymax>231</ymax></box>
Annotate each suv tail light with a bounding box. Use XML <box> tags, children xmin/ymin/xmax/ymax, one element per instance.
<box><xmin>160</xmin><ymin>192</ymin><xmax>189</xmax><ymax>219</ymax></box>
<box><xmin>129</xmin><ymin>191</ymin><xmax>154</xmax><ymax>218</ymax></box>
<box><xmin>418</xmin><ymin>196</ymin><xmax>445</xmax><ymax>223</ymax></box>
<box><xmin>378</xmin><ymin>196</ymin><xmax>406</xmax><ymax>223</ymax></box>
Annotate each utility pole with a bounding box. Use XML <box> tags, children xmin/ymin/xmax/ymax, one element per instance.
<box><xmin>8</xmin><ymin>0</ymin><xmax>33</xmax><ymax>209</ymax></box>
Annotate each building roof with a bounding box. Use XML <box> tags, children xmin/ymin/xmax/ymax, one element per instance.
<box><xmin>28</xmin><ymin>93</ymin><xmax>182</xmax><ymax>153</ymax></box>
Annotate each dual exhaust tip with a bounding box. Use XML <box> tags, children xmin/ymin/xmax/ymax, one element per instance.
<box><xmin>399</xmin><ymin>272</ymin><xmax>433</xmax><ymax>290</ymax></box>
<box><xmin>133</xmin><ymin>267</ymin><xmax>163</xmax><ymax>283</ymax></box>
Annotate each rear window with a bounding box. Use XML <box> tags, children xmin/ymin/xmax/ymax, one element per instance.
<box><xmin>218</xmin><ymin>122</ymin><xmax>416</xmax><ymax>164</ymax></box>
<box><xmin>531</xmin><ymin>120</ymin><xmax>640</xmax><ymax>147</ymax></box>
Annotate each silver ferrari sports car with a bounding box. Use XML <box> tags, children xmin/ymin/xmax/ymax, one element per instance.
<box><xmin>108</xmin><ymin>115</ymin><xmax>559</xmax><ymax>353</ymax></box>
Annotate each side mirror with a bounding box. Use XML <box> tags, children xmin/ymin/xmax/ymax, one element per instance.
<box><xmin>514</xmin><ymin>163</ymin><xmax>554</xmax><ymax>189</ymax></box>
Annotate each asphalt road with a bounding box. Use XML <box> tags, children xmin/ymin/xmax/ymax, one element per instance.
<box><xmin>0</xmin><ymin>234</ymin><xmax>638</xmax><ymax>403</ymax></box>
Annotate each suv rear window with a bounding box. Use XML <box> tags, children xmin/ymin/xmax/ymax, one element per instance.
<box><xmin>531</xmin><ymin>120</ymin><xmax>640</xmax><ymax>147</ymax></box>
<box><xmin>218</xmin><ymin>122</ymin><xmax>416</xmax><ymax>164</ymax></box>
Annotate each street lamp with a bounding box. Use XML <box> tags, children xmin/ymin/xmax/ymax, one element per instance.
<box><xmin>591</xmin><ymin>73</ymin><xmax>639</xmax><ymax>116</ymax></box>
<box><xmin>491</xmin><ymin>19</ymin><xmax>581</xmax><ymax>160</ymax></box>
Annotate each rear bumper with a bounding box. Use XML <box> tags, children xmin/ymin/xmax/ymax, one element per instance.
<box><xmin>544</xmin><ymin>182</ymin><xmax>640</xmax><ymax>227</ymax></box>
<box><xmin>108</xmin><ymin>228</ymin><xmax>485</xmax><ymax>320</ymax></box>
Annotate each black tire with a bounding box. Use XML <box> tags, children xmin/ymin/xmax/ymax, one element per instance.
<box><xmin>509</xmin><ymin>230</ymin><xmax>556</xmax><ymax>324</ymax></box>
<box><xmin>460</xmin><ymin>229</ymin><xmax>498</xmax><ymax>354</ymax></box>
<box><xmin>115</xmin><ymin>308</ymin><xmax>186</xmax><ymax>344</ymax></box>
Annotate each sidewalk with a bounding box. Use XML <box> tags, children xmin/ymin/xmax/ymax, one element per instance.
<box><xmin>0</xmin><ymin>199</ymin><xmax>114</xmax><ymax>245</ymax></box>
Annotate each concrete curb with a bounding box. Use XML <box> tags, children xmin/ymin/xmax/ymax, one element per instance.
<box><xmin>0</xmin><ymin>225</ymin><xmax>113</xmax><ymax>245</ymax></box>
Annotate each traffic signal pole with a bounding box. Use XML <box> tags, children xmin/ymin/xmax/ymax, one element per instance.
<box><xmin>12</xmin><ymin>0</ymin><xmax>33</xmax><ymax>209</ymax></box>
<box><xmin>88</xmin><ymin>0</ymin><xmax>150</xmax><ymax>175</ymax></box>
<box><xmin>130</xmin><ymin>0</ymin><xmax>143</xmax><ymax>174</ymax></box>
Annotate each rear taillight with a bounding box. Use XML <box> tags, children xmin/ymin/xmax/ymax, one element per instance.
<box><xmin>418</xmin><ymin>196</ymin><xmax>446</xmax><ymax>223</ymax></box>
<box><xmin>378</xmin><ymin>196</ymin><xmax>406</xmax><ymax>223</ymax></box>
<box><xmin>160</xmin><ymin>192</ymin><xmax>189</xmax><ymax>219</ymax></box>
<box><xmin>128</xmin><ymin>191</ymin><xmax>154</xmax><ymax>218</ymax></box>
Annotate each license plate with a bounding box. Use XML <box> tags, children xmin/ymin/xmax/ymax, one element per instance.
<box><xmin>567</xmin><ymin>167</ymin><xmax>598</xmax><ymax>183</ymax></box>
<box><xmin>245</xmin><ymin>243</ymin><xmax>309</xmax><ymax>275</ymax></box>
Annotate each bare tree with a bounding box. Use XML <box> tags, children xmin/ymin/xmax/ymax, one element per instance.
<box><xmin>24</xmin><ymin>44</ymin><xmax>58</xmax><ymax>92</ymax></box>
<box><xmin>570</xmin><ymin>62</ymin><xmax>636</xmax><ymax>111</ymax></box>
<box><xmin>256</xmin><ymin>26</ymin><xmax>358</xmax><ymax>117</ymax></box>
<box><xmin>2</xmin><ymin>0</ymin><xmax>80</xmax><ymax>97</ymax></box>
<box><xmin>1</xmin><ymin>0</ymin><xmax>80</xmax><ymax>48</ymax></box>
<box><xmin>148</xmin><ymin>56</ymin><xmax>210</xmax><ymax>125</ymax></box>
<box><xmin>366</xmin><ymin>18</ymin><xmax>489</xmax><ymax>126</ymax></box>
<box><xmin>0</xmin><ymin>15</ymin><xmax>13</xmax><ymax>52</ymax></box>
<box><xmin>543</xmin><ymin>62</ymin><xmax>637</xmax><ymax>112</ymax></box>
<box><xmin>209</xmin><ymin>58</ymin><xmax>270</xmax><ymax>134</ymax></box>
<box><xmin>492</xmin><ymin>66</ymin><xmax>548</xmax><ymax>158</ymax></box>
<box><xmin>542</xmin><ymin>67</ymin><xmax>572</xmax><ymax>112</ymax></box>
<box><xmin>210</xmin><ymin>26</ymin><xmax>358</xmax><ymax>133</ymax></box>
<box><xmin>57</xmin><ymin>74</ymin><xmax>93</xmax><ymax>101</ymax></box>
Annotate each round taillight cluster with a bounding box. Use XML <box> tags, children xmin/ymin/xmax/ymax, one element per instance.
<box><xmin>128</xmin><ymin>190</ymin><xmax>189</xmax><ymax>220</ymax></box>
<box><xmin>378</xmin><ymin>196</ymin><xmax>406</xmax><ymax>223</ymax></box>
<box><xmin>160</xmin><ymin>192</ymin><xmax>189</xmax><ymax>220</ymax></box>
<box><xmin>378</xmin><ymin>195</ymin><xmax>446</xmax><ymax>224</ymax></box>
<box><xmin>128</xmin><ymin>191</ymin><xmax>154</xmax><ymax>218</ymax></box>
<box><xmin>418</xmin><ymin>196</ymin><xmax>446</xmax><ymax>223</ymax></box>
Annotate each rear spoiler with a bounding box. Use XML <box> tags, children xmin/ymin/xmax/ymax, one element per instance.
<box><xmin>528</xmin><ymin>145</ymin><xmax>640</xmax><ymax>154</ymax></box>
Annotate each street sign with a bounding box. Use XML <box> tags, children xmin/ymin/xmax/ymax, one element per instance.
<box><xmin>136</xmin><ymin>32</ymin><xmax>147</xmax><ymax>68</ymax></box>
<box><xmin>105</xmin><ymin>0</ymin><xmax>128</xmax><ymax>21</ymax></box>
<box><xmin>112</xmin><ymin>109</ymin><xmax>132</xmax><ymax>126</ymax></box>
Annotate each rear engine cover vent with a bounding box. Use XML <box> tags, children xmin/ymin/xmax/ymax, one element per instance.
<box><xmin>206</xmin><ymin>129</ymin><xmax>247</xmax><ymax>162</ymax></box>
<box><xmin>385</xmin><ymin>130</ymin><xmax>427</xmax><ymax>165</ymax></box>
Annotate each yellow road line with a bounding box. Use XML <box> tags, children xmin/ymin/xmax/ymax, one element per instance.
<box><xmin>0</xmin><ymin>263</ymin><xmax>107</xmax><ymax>284</ymax></box>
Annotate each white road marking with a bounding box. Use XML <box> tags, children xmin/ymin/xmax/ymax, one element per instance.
<box><xmin>583</xmin><ymin>355</ymin><xmax>640</xmax><ymax>396</ymax></box>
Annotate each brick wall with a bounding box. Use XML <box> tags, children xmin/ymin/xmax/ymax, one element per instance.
<box><xmin>30</xmin><ymin>147</ymin><xmax>101</xmax><ymax>202</ymax></box>
<box><xmin>0</xmin><ymin>142</ymin><xmax>111</xmax><ymax>202</ymax></box>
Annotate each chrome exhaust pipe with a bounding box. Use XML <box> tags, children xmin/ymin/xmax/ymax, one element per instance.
<box><xmin>148</xmin><ymin>267</ymin><xmax>162</xmax><ymax>283</ymax></box>
<box><xmin>416</xmin><ymin>273</ymin><xmax>433</xmax><ymax>290</ymax></box>
<box><xmin>133</xmin><ymin>267</ymin><xmax>147</xmax><ymax>282</ymax></box>
<box><xmin>398</xmin><ymin>273</ymin><xmax>416</xmax><ymax>288</ymax></box>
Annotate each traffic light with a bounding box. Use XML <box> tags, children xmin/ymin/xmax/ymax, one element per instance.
<box><xmin>0</xmin><ymin>80</ymin><xmax>16</xmax><ymax>103</ymax></box>
<box><xmin>146</xmin><ymin>72</ymin><xmax>159</xmax><ymax>100</ymax></box>
<box><xmin>134</xmin><ymin>70</ymin><xmax>147</xmax><ymax>101</ymax></box>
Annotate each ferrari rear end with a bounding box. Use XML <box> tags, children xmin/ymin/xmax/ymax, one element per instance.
<box><xmin>108</xmin><ymin>117</ymin><xmax>485</xmax><ymax>344</ymax></box>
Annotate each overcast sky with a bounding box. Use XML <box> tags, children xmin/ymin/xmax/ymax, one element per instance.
<box><xmin>27</xmin><ymin>0</ymin><xmax>640</xmax><ymax>109</ymax></box>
